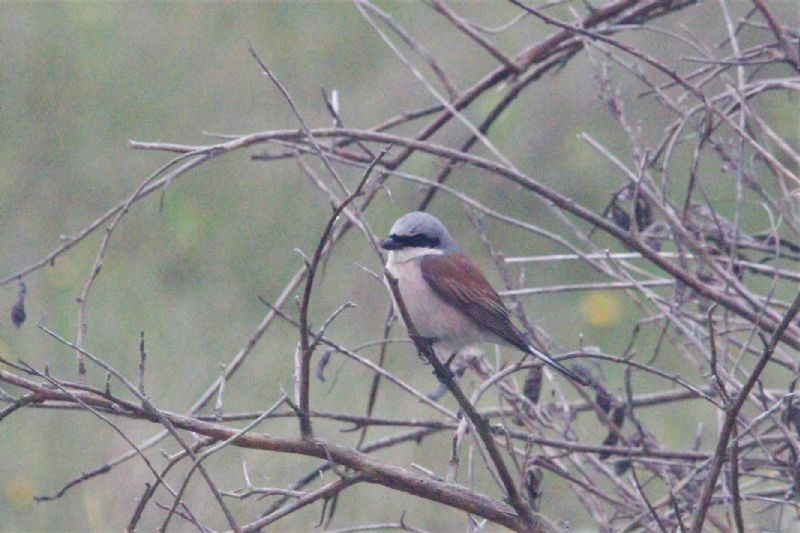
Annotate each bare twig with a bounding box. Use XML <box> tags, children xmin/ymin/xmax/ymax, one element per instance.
<box><xmin>384</xmin><ymin>272</ymin><xmax>542</xmax><ymax>531</ymax></box>
<box><xmin>296</xmin><ymin>148</ymin><xmax>389</xmax><ymax>437</ymax></box>
<box><xmin>690</xmin><ymin>291</ymin><xmax>800</xmax><ymax>532</ymax></box>
<box><xmin>0</xmin><ymin>367</ymin><xmax>532</xmax><ymax>531</ymax></box>
<box><xmin>751</xmin><ymin>0</ymin><xmax>800</xmax><ymax>72</ymax></box>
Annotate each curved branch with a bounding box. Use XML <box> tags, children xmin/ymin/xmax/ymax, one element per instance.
<box><xmin>0</xmin><ymin>368</ymin><xmax>545</xmax><ymax>532</ymax></box>
<box><xmin>132</xmin><ymin>127</ymin><xmax>800</xmax><ymax>349</ymax></box>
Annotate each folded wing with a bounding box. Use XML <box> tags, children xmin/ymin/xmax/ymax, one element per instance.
<box><xmin>421</xmin><ymin>252</ymin><xmax>590</xmax><ymax>386</ymax></box>
<box><xmin>420</xmin><ymin>252</ymin><xmax>529</xmax><ymax>351</ymax></box>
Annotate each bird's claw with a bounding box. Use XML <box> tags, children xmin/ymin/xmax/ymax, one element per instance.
<box><xmin>433</xmin><ymin>362</ymin><xmax>455</xmax><ymax>383</ymax></box>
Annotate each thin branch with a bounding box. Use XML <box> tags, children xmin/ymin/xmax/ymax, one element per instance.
<box><xmin>0</xmin><ymin>367</ymin><xmax>533</xmax><ymax>531</ymax></box>
<box><xmin>36</xmin><ymin>324</ymin><xmax>241</xmax><ymax>533</ymax></box>
<box><xmin>384</xmin><ymin>272</ymin><xmax>542</xmax><ymax>531</ymax></box>
<box><xmin>238</xmin><ymin>475</ymin><xmax>363</xmax><ymax>532</ymax></box>
<box><xmin>295</xmin><ymin>147</ymin><xmax>388</xmax><ymax>437</ymax></box>
<box><xmin>160</xmin><ymin>394</ymin><xmax>287</xmax><ymax>531</ymax></box>
<box><xmin>689</xmin><ymin>291</ymin><xmax>800</xmax><ymax>532</ymax></box>
<box><xmin>133</xmin><ymin>127</ymin><xmax>800</xmax><ymax>349</ymax></box>
<box><xmin>425</xmin><ymin>0</ymin><xmax>520</xmax><ymax>72</ymax></box>
<box><xmin>751</xmin><ymin>0</ymin><xmax>800</xmax><ymax>72</ymax></box>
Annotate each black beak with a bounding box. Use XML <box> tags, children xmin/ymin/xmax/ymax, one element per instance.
<box><xmin>380</xmin><ymin>237</ymin><xmax>402</xmax><ymax>250</ymax></box>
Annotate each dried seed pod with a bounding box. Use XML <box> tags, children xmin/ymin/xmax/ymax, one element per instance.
<box><xmin>634</xmin><ymin>194</ymin><xmax>653</xmax><ymax>231</ymax></box>
<box><xmin>612</xmin><ymin>405</ymin><xmax>626</xmax><ymax>427</ymax></box>
<box><xmin>599</xmin><ymin>403</ymin><xmax>625</xmax><ymax>460</ymax></box>
<box><xmin>609</xmin><ymin>204</ymin><xmax>631</xmax><ymax>231</ymax></box>
<box><xmin>599</xmin><ymin>431</ymin><xmax>619</xmax><ymax>460</ymax></box>
<box><xmin>523</xmin><ymin>460</ymin><xmax>544</xmax><ymax>511</ymax></box>
<box><xmin>595</xmin><ymin>387</ymin><xmax>613</xmax><ymax>414</ymax></box>
<box><xmin>315</xmin><ymin>350</ymin><xmax>333</xmax><ymax>382</ymax></box>
<box><xmin>786</xmin><ymin>403</ymin><xmax>800</xmax><ymax>439</ymax></box>
<box><xmin>11</xmin><ymin>281</ymin><xmax>26</xmax><ymax>328</ymax></box>
<box><xmin>614</xmin><ymin>458</ymin><xmax>631</xmax><ymax>475</ymax></box>
<box><xmin>11</xmin><ymin>301</ymin><xmax>25</xmax><ymax>328</ymax></box>
<box><xmin>523</xmin><ymin>365</ymin><xmax>543</xmax><ymax>405</ymax></box>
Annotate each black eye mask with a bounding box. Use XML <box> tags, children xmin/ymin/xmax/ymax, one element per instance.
<box><xmin>389</xmin><ymin>233</ymin><xmax>441</xmax><ymax>249</ymax></box>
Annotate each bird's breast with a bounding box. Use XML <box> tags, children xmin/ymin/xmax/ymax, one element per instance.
<box><xmin>386</xmin><ymin>253</ymin><xmax>482</xmax><ymax>353</ymax></box>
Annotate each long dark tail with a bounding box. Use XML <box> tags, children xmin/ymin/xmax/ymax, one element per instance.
<box><xmin>526</xmin><ymin>344</ymin><xmax>590</xmax><ymax>386</ymax></box>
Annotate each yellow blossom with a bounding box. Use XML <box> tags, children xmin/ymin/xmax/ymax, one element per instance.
<box><xmin>580</xmin><ymin>291</ymin><xmax>623</xmax><ymax>327</ymax></box>
<box><xmin>4</xmin><ymin>476</ymin><xmax>33</xmax><ymax>507</ymax></box>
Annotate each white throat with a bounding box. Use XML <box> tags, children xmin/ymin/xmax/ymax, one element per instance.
<box><xmin>386</xmin><ymin>247</ymin><xmax>443</xmax><ymax>276</ymax></box>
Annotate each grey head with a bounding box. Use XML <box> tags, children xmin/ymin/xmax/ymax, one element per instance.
<box><xmin>380</xmin><ymin>212</ymin><xmax>459</xmax><ymax>253</ymax></box>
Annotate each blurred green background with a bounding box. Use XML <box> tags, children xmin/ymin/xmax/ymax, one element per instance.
<box><xmin>1</xmin><ymin>2</ymin><xmax>798</xmax><ymax>531</ymax></box>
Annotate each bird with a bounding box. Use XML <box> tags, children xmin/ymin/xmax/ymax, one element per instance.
<box><xmin>380</xmin><ymin>211</ymin><xmax>589</xmax><ymax>386</ymax></box>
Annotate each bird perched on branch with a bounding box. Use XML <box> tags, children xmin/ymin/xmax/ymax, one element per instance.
<box><xmin>380</xmin><ymin>211</ymin><xmax>588</xmax><ymax>386</ymax></box>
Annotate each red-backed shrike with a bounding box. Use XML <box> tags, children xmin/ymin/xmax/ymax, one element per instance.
<box><xmin>381</xmin><ymin>211</ymin><xmax>588</xmax><ymax>386</ymax></box>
